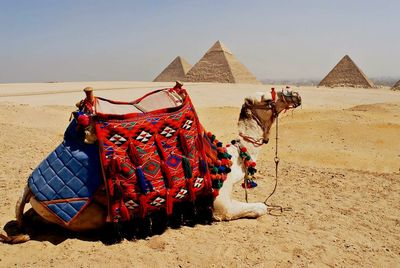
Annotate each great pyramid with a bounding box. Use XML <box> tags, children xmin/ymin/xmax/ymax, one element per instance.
<box><xmin>319</xmin><ymin>55</ymin><xmax>374</xmax><ymax>88</ymax></box>
<box><xmin>153</xmin><ymin>56</ymin><xmax>192</xmax><ymax>82</ymax></box>
<box><xmin>184</xmin><ymin>41</ymin><xmax>261</xmax><ymax>84</ymax></box>
<box><xmin>391</xmin><ymin>80</ymin><xmax>400</xmax><ymax>90</ymax></box>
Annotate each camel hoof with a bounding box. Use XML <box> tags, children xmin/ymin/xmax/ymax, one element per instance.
<box><xmin>0</xmin><ymin>233</ymin><xmax>30</xmax><ymax>244</ymax></box>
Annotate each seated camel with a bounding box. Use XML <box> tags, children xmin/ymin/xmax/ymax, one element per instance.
<box><xmin>1</xmin><ymin>84</ymin><xmax>301</xmax><ymax>244</ymax></box>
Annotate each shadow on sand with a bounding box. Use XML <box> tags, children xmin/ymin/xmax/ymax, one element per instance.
<box><xmin>2</xmin><ymin>209</ymin><xmax>105</xmax><ymax>245</ymax></box>
<box><xmin>2</xmin><ymin>202</ymin><xmax>213</xmax><ymax>245</ymax></box>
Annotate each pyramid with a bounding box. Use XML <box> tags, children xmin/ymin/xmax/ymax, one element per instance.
<box><xmin>319</xmin><ymin>55</ymin><xmax>374</xmax><ymax>88</ymax></box>
<box><xmin>391</xmin><ymin>80</ymin><xmax>400</xmax><ymax>90</ymax></box>
<box><xmin>153</xmin><ymin>56</ymin><xmax>192</xmax><ymax>82</ymax></box>
<box><xmin>184</xmin><ymin>41</ymin><xmax>261</xmax><ymax>84</ymax></box>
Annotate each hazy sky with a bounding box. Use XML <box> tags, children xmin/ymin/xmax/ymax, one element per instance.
<box><xmin>0</xmin><ymin>0</ymin><xmax>399</xmax><ymax>83</ymax></box>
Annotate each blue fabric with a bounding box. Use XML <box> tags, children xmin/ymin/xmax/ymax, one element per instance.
<box><xmin>47</xmin><ymin>200</ymin><xmax>87</xmax><ymax>222</ymax></box>
<box><xmin>28</xmin><ymin>120</ymin><xmax>101</xmax><ymax>223</ymax></box>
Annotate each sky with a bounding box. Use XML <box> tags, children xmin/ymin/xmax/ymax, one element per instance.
<box><xmin>0</xmin><ymin>0</ymin><xmax>399</xmax><ymax>83</ymax></box>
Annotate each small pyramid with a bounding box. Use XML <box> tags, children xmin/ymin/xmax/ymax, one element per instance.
<box><xmin>184</xmin><ymin>41</ymin><xmax>261</xmax><ymax>84</ymax></box>
<box><xmin>319</xmin><ymin>55</ymin><xmax>374</xmax><ymax>88</ymax></box>
<box><xmin>153</xmin><ymin>56</ymin><xmax>192</xmax><ymax>82</ymax></box>
<box><xmin>391</xmin><ymin>80</ymin><xmax>400</xmax><ymax>90</ymax></box>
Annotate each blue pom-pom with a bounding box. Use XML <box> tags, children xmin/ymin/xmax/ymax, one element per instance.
<box><xmin>250</xmin><ymin>181</ymin><xmax>258</xmax><ymax>188</ymax></box>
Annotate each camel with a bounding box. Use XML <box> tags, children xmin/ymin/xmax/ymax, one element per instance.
<box><xmin>0</xmin><ymin>85</ymin><xmax>301</xmax><ymax>244</ymax></box>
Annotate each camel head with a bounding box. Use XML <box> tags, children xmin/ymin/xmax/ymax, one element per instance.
<box><xmin>238</xmin><ymin>89</ymin><xmax>301</xmax><ymax>145</ymax></box>
<box><xmin>276</xmin><ymin>90</ymin><xmax>302</xmax><ymax>110</ymax></box>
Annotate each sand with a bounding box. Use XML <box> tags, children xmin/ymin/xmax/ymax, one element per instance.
<box><xmin>0</xmin><ymin>82</ymin><xmax>399</xmax><ymax>267</ymax></box>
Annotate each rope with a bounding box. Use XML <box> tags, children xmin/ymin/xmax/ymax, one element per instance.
<box><xmin>263</xmin><ymin>115</ymin><xmax>292</xmax><ymax>216</ymax></box>
<box><xmin>244</xmin><ymin>179</ymin><xmax>248</xmax><ymax>203</ymax></box>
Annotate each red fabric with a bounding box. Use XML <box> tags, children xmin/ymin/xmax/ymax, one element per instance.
<box><xmin>271</xmin><ymin>88</ymin><xmax>276</xmax><ymax>102</ymax></box>
<box><xmin>95</xmin><ymin>90</ymin><xmax>213</xmax><ymax>222</ymax></box>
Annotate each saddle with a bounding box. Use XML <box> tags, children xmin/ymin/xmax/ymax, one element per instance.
<box><xmin>28</xmin><ymin>87</ymin><xmax>232</xmax><ymax>226</ymax></box>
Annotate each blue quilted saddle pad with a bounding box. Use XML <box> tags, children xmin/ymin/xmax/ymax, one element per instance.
<box><xmin>28</xmin><ymin>120</ymin><xmax>101</xmax><ymax>224</ymax></box>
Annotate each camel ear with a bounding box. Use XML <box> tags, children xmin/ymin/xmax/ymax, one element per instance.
<box><xmin>261</xmin><ymin>94</ymin><xmax>268</xmax><ymax>101</ymax></box>
<box><xmin>244</xmin><ymin>98</ymin><xmax>253</xmax><ymax>106</ymax></box>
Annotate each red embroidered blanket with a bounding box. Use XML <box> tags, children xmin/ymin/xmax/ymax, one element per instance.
<box><xmin>95</xmin><ymin>89</ymin><xmax>224</xmax><ymax>222</ymax></box>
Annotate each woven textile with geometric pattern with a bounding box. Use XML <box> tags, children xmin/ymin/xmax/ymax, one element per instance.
<box><xmin>95</xmin><ymin>90</ymin><xmax>213</xmax><ymax>222</ymax></box>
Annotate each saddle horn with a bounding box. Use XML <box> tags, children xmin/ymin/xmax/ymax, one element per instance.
<box><xmin>83</xmin><ymin>87</ymin><xmax>95</xmax><ymax>103</ymax></box>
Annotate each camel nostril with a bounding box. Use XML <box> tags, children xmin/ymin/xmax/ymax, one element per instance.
<box><xmin>263</xmin><ymin>138</ymin><xmax>269</xmax><ymax>144</ymax></box>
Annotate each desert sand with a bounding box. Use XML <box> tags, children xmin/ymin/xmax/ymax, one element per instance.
<box><xmin>0</xmin><ymin>82</ymin><xmax>399</xmax><ymax>267</ymax></box>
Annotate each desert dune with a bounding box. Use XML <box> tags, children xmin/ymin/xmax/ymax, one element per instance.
<box><xmin>0</xmin><ymin>82</ymin><xmax>399</xmax><ymax>267</ymax></box>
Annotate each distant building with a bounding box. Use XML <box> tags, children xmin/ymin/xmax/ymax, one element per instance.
<box><xmin>319</xmin><ymin>55</ymin><xmax>374</xmax><ymax>88</ymax></box>
<box><xmin>153</xmin><ymin>56</ymin><xmax>192</xmax><ymax>82</ymax></box>
<box><xmin>391</xmin><ymin>80</ymin><xmax>400</xmax><ymax>90</ymax></box>
<box><xmin>184</xmin><ymin>41</ymin><xmax>261</xmax><ymax>84</ymax></box>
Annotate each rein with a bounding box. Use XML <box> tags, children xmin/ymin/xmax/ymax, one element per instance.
<box><xmin>238</xmin><ymin>133</ymin><xmax>264</xmax><ymax>147</ymax></box>
<box><xmin>262</xmin><ymin>114</ymin><xmax>292</xmax><ymax>215</ymax></box>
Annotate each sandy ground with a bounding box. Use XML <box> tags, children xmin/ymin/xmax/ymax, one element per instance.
<box><xmin>0</xmin><ymin>82</ymin><xmax>399</xmax><ymax>267</ymax></box>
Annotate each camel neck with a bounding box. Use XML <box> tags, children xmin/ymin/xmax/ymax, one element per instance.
<box><xmin>237</xmin><ymin>119</ymin><xmax>262</xmax><ymax>161</ymax></box>
<box><xmin>236</xmin><ymin>98</ymin><xmax>287</xmax><ymax>161</ymax></box>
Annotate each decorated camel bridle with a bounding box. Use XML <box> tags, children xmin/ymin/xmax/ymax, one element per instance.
<box><xmin>236</xmin><ymin>90</ymin><xmax>301</xmax><ymax>213</ymax></box>
<box><xmin>238</xmin><ymin>90</ymin><xmax>301</xmax><ymax>147</ymax></box>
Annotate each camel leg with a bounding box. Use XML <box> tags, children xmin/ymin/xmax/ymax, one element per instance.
<box><xmin>213</xmin><ymin>195</ymin><xmax>267</xmax><ymax>221</ymax></box>
<box><xmin>212</xmin><ymin>173</ymin><xmax>267</xmax><ymax>221</ymax></box>
<box><xmin>0</xmin><ymin>185</ymin><xmax>31</xmax><ymax>244</ymax></box>
<box><xmin>15</xmin><ymin>185</ymin><xmax>32</xmax><ymax>228</ymax></box>
<box><xmin>212</xmin><ymin>152</ymin><xmax>268</xmax><ymax>221</ymax></box>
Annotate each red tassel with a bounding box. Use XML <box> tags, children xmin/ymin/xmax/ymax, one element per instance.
<box><xmin>108</xmin><ymin>157</ymin><xmax>119</xmax><ymax>175</ymax></box>
<box><xmin>119</xmin><ymin>199</ymin><xmax>130</xmax><ymax>221</ymax></box>
<box><xmin>127</xmin><ymin>141</ymin><xmax>143</xmax><ymax>166</ymax></box>
<box><xmin>166</xmin><ymin>190</ymin><xmax>173</xmax><ymax>216</ymax></box>
<box><xmin>160</xmin><ymin>160</ymin><xmax>173</xmax><ymax>188</ymax></box>
<box><xmin>107</xmin><ymin>157</ymin><xmax>121</xmax><ymax>197</ymax></box>
<box><xmin>178</xmin><ymin>130</ymin><xmax>190</xmax><ymax>157</ymax></box>
<box><xmin>153</xmin><ymin>134</ymin><xmax>167</xmax><ymax>160</ymax></box>
<box><xmin>204</xmin><ymin>172</ymin><xmax>212</xmax><ymax>191</ymax></box>
<box><xmin>186</xmin><ymin>178</ymin><xmax>196</xmax><ymax>201</ymax></box>
<box><xmin>108</xmin><ymin>179</ymin><xmax>115</xmax><ymax>197</ymax></box>
<box><xmin>195</xmin><ymin>135</ymin><xmax>204</xmax><ymax>151</ymax></box>
<box><xmin>139</xmin><ymin>195</ymin><xmax>148</xmax><ymax>218</ymax></box>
